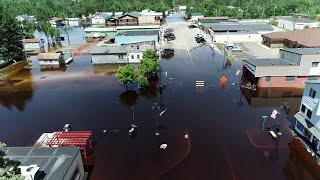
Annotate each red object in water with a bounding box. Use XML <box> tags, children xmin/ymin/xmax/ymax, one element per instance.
<box><xmin>220</xmin><ymin>75</ymin><xmax>228</xmax><ymax>89</ymax></box>
<box><xmin>46</xmin><ymin>131</ymin><xmax>93</xmax><ymax>158</ymax></box>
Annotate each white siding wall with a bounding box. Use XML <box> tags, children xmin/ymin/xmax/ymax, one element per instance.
<box><xmin>302</xmin><ymin>82</ymin><xmax>320</xmax><ymax>129</ymax></box>
<box><xmin>299</xmin><ymin>55</ymin><xmax>320</xmax><ymax>76</ymax></box>
<box><xmin>92</xmin><ymin>17</ymin><xmax>105</xmax><ymax>25</ymax></box>
<box><xmin>277</xmin><ymin>19</ymin><xmax>294</xmax><ymax>30</ymax></box>
<box><xmin>127</xmin><ymin>52</ymin><xmax>143</xmax><ymax>63</ymax></box>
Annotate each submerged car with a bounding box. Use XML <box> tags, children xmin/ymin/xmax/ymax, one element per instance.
<box><xmin>188</xmin><ymin>24</ymin><xmax>198</xmax><ymax>28</ymax></box>
<box><xmin>161</xmin><ymin>48</ymin><xmax>175</xmax><ymax>58</ymax></box>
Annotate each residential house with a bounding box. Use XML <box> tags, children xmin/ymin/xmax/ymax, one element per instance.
<box><xmin>178</xmin><ymin>5</ymin><xmax>187</xmax><ymax>13</ymax></box>
<box><xmin>190</xmin><ymin>13</ymin><xmax>204</xmax><ymax>21</ymax></box>
<box><xmin>66</xmin><ymin>17</ymin><xmax>81</xmax><ymax>26</ymax></box>
<box><xmin>276</xmin><ymin>16</ymin><xmax>320</xmax><ymax>30</ymax></box>
<box><xmin>209</xmin><ymin>22</ymin><xmax>274</xmax><ymax>43</ymax></box>
<box><xmin>22</xmin><ymin>39</ymin><xmax>45</xmax><ymax>55</ymax></box>
<box><xmin>91</xmin><ymin>13</ymin><xmax>112</xmax><ymax>25</ymax></box>
<box><xmin>90</xmin><ymin>41</ymin><xmax>155</xmax><ymax>64</ymax></box>
<box><xmin>262</xmin><ymin>28</ymin><xmax>320</xmax><ymax>48</ymax></box>
<box><xmin>4</xmin><ymin>146</ymin><xmax>86</xmax><ymax>180</ymax></box>
<box><xmin>106</xmin><ymin>13</ymin><xmax>140</xmax><ymax>26</ymax></box>
<box><xmin>294</xmin><ymin>80</ymin><xmax>320</xmax><ymax>156</ymax></box>
<box><xmin>37</xmin><ymin>53</ymin><xmax>63</xmax><ymax>67</ymax></box>
<box><xmin>16</xmin><ymin>15</ymin><xmax>37</xmax><ymax>23</ymax></box>
<box><xmin>49</xmin><ymin>17</ymin><xmax>64</xmax><ymax>27</ymax></box>
<box><xmin>139</xmin><ymin>9</ymin><xmax>163</xmax><ymax>25</ymax></box>
<box><xmin>242</xmin><ymin>48</ymin><xmax>320</xmax><ymax>88</ymax></box>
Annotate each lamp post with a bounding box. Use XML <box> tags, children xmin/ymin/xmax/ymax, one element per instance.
<box><xmin>152</xmin><ymin>102</ymin><xmax>161</xmax><ymax>136</ymax></box>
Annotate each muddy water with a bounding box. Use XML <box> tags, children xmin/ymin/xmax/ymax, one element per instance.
<box><xmin>0</xmin><ymin>45</ymin><xmax>318</xmax><ymax>179</ymax></box>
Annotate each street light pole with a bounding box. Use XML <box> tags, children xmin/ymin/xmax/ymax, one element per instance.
<box><xmin>152</xmin><ymin>102</ymin><xmax>160</xmax><ymax>136</ymax></box>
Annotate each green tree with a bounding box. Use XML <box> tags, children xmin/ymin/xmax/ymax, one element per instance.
<box><xmin>142</xmin><ymin>49</ymin><xmax>158</xmax><ymax>60</ymax></box>
<box><xmin>23</xmin><ymin>21</ymin><xmax>36</xmax><ymax>38</ymax></box>
<box><xmin>139</xmin><ymin>58</ymin><xmax>159</xmax><ymax>79</ymax></box>
<box><xmin>115</xmin><ymin>64</ymin><xmax>138</xmax><ymax>91</ymax></box>
<box><xmin>0</xmin><ymin>4</ymin><xmax>25</xmax><ymax>62</ymax></box>
<box><xmin>0</xmin><ymin>142</ymin><xmax>23</xmax><ymax>180</ymax></box>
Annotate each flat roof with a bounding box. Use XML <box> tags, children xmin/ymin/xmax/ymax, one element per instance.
<box><xmin>281</xmin><ymin>48</ymin><xmax>320</xmax><ymax>55</ymax></box>
<box><xmin>191</xmin><ymin>13</ymin><xmax>203</xmax><ymax>16</ymax></box>
<box><xmin>38</xmin><ymin>53</ymin><xmax>61</xmax><ymax>60</ymax></box>
<box><xmin>278</xmin><ymin>16</ymin><xmax>318</xmax><ymax>23</ymax></box>
<box><xmin>210</xmin><ymin>22</ymin><xmax>273</xmax><ymax>31</ymax></box>
<box><xmin>4</xmin><ymin>147</ymin><xmax>80</xmax><ymax>180</ymax></box>
<box><xmin>91</xmin><ymin>46</ymin><xmax>128</xmax><ymax>54</ymax></box>
<box><xmin>306</xmin><ymin>80</ymin><xmax>320</xmax><ymax>84</ymax></box>
<box><xmin>117</xmin><ymin>30</ymin><xmax>159</xmax><ymax>36</ymax></box>
<box><xmin>262</xmin><ymin>28</ymin><xmax>320</xmax><ymax>47</ymax></box>
<box><xmin>22</xmin><ymin>39</ymin><xmax>40</xmax><ymax>43</ymax></box>
<box><xmin>243</xmin><ymin>58</ymin><xmax>298</xmax><ymax>67</ymax></box>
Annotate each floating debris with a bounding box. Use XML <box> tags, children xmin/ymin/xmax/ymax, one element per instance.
<box><xmin>129</xmin><ymin>124</ymin><xmax>138</xmax><ymax>137</ymax></box>
<box><xmin>184</xmin><ymin>134</ymin><xmax>189</xmax><ymax>139</ymax></box>
<box><xmin>160</xmin><ymin>144</ymin><xmax>168</xmax><ymax>150</ymax></box>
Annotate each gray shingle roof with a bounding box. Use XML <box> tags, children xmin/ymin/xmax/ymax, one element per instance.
<box><xmin>281</xmin><ymin>48</ymin><xmax>320</xmax><ymax>55</ymax></box>
<box><xmin>210</xmin><ymin>22</ymin><xmax>274</xmax><ymax>32</ymax></box>
<box><xmin>4</xmin><ymin>147</ymin><xmax>80</xmax><ymax>180</ymax></box>
<box><xmin>91</xmin><ymin>46</ymin><xmax>128</xmax><ymax>54</ymax></box>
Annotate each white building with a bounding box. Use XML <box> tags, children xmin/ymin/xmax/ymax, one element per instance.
<box><xmin>139</xmin><ymin>9</ymin><xmax>163</xmax><ymax>25</ymax></box>
<box><xmin>66</xmin><ymin>17</ymin><xmax>81</xmax><ymax>26</ymax></box>
<box><xmin>190</xmin><ymin>13</ymin><xmax>204</xmax><ymax>21</ymax></box>
<box><xmin>22</xmin><ymin>39</ymin><xmax>45</xmax><ymax>55</ymax></box>
<box><xmin>4</xmin><ymin>147</ymin><xmax>86</xmax><ymax>180</ymax></box>
<box><xmin>178</xmin><ymin>5</ymin><xmax>187</xmax><ymax>12</ymax></box>
<box><xmin>294</xmin><ymin>80</ymin><xmax>320</xmax><ymax>155</ymax></box>
<box><xmin>16</xmin><ymin>15</ymin><xmax>37</xmax><ymax>23</ymax></box>
<box><xmin>37</xmin><ymin>53</ymin><xmax>63</xmax><ymax>67</ymax></box>
<box><xmin>277</xmin><ymin>16</ymin><xmax>320</xmax><ymax>30</ymax></box>
<box><xmin>91</xmin><ymin>15</ymin><xmax>106</xmax><ymax>25</ymax></box>
<box><xmin>90</xmin><ymin>41</ymin><xmax>155</xmax><ymax>64</ymax></box>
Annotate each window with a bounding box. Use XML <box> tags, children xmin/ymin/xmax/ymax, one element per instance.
<box><xmin>301</xmin><ymin>104</ymin><xmax>306</xmax><ymax>113</ymax></box>
<box><xmin>312</xmin><ymin>62</ymin><xmax>319</xmax><ymax>67</ymax></box>
<box><xmin>131</xmin><ymin>55</ymin><xmax>134</xmax><ymax>59</ymax></box>
<box><xmin>137</xmin><ymin>55</ymin><xmax>140</xmax><ymax>59</ymax></box>
<box><xmin>285</xmin><ymin>76</ymin><xmax>295</xmax><ymax>81</ymax></box>
<box><xmin>265</xmin><ymin>76</ymin><xmax>271</xmax><ymax>82</ymax></box>
<box><xmin>296</xmin><ymin>120</ymin><xmax>305</xmax><ymax>132</ymax></box>
<box><xmin>307</xmin><ymin>109</ymin><xmax>312</xmax><ymax>119</ymax></box>
<box><xmin>308</xmin><ymin>76</ymin><xmax>318</xmax><ymax>80</ymax></box>
<box><xmin>309</xmin><ymin>88</ymin><xmax>317</xmax><ymax>98</ymax></box>
<box><xmin>119</xmin><ymin>55</ymin><xmax>123</xmax><ymax>59</ymax></box>
<box><xmin>137</xmin><ymin>46</ymin><xmax>139</xmax><ymax>50</ymax></box>
<box><xmin>71</xmin><ymin>166</ymin><xmax>80</xmax><ymax>180</ymax></box>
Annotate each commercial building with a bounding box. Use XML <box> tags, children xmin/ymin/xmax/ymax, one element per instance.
<box><xmin>294</xmin><ymin>80</ymin><xmax>320</xmax><ymax>156</ymax></box>
<box><xmin>262</xmin><ymin>28</ymin><xmax>320</xmax><ymax>48</ymax></box>
<box><xmin>276</xmin><ymin>16</ymin><xmax>320</xmax><ymax>30</ymax></box>
<box><xmin>139</xmin><ymin>9</ymin><xmax>163</xmax><ymax>25</ymax></box>
<box><xmin>242</xmin><ymin>48</ymin><xmax>320</xmax><ymax>88</ymax></box>
<box><xmin>4</xmin><ymin>146</ymin><xmax>86</xmax><ymax>180</ymax></box>
<box><xmin>115</xmin><ymin>29</ymin><xmax>159</xmax><ymax>45</ymax></box>
<box><xmin>90</xmin><ymin>41</ymin><xmax>155</xmax><ymax>64</ymax></box>
<box><xmin>22</xmin><ymin>39</ymin><xmax>45</xmax><ymax>55</ymax></box>
<box><xmin>209</xmin><ymin>22</ymin><xmax>274</xmax><ymax>43</ymax></box>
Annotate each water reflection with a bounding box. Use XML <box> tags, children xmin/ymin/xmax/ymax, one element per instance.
<box><xmin>119</xmin><ymin>90</ymin><xmax>139</xmax><ymax>107</ymax></box>
<box><xmin>0</xmin><ymin>61</ymin><xmax>34</xmax><ymax>111</ymax></box>
<box><xmin>242</xmin><ymin>87</ymin><xmax>303</xmax><ymax>115</ymax></box>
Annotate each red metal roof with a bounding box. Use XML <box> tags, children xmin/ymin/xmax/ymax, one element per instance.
<box><xmin>46</xmin><ymin>131</ymin><xmax>92</xmax><ymax>147</ymax></box>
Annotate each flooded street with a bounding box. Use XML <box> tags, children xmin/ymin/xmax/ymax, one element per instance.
<box><xmin>0</xmin><ymin>14</ymin><xmax>319</xmax><ymax>180</ymax></box>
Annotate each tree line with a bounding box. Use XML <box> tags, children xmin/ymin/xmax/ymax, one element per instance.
<box><xmin>1</xmin><ymin>0</ymin><xmax>320</xmax><ymax>21</ymax></box>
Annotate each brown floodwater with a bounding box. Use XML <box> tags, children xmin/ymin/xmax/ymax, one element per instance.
<box><xmin>0</xmin><ymin>43</ymin><xmax>319</xmax><ymax>179</ymax></box>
